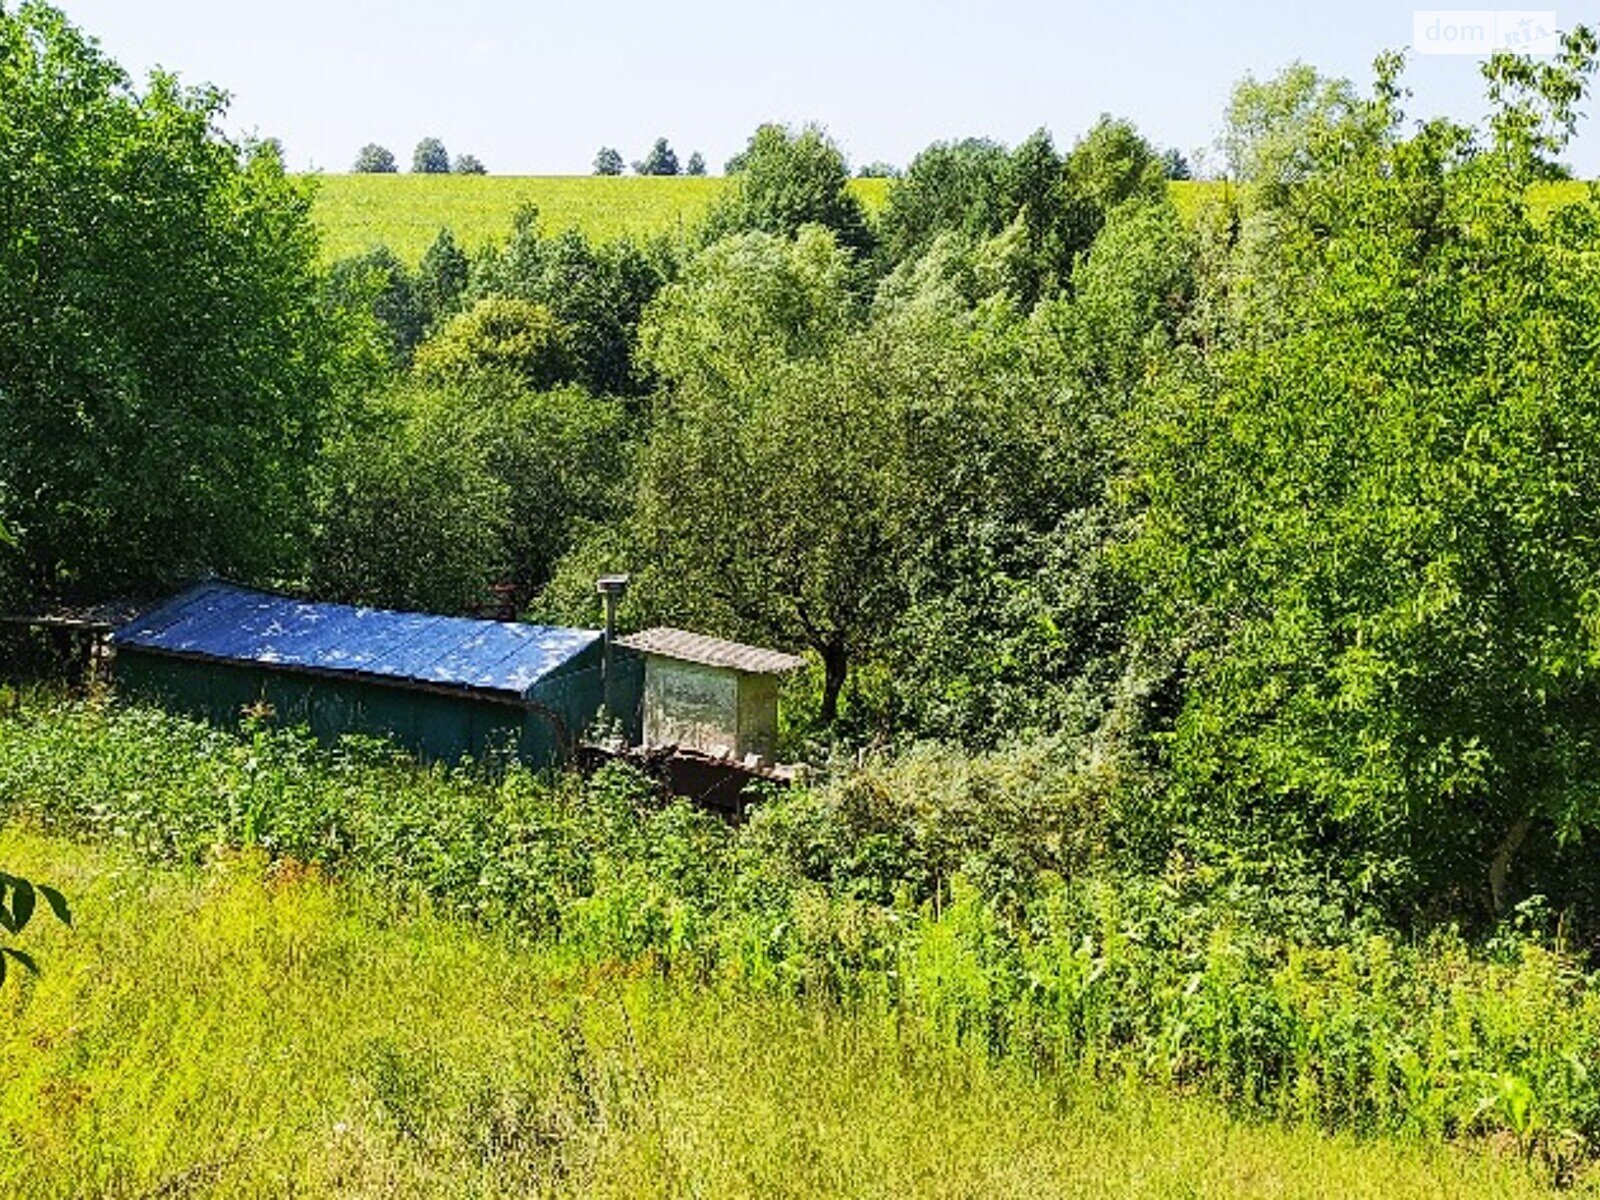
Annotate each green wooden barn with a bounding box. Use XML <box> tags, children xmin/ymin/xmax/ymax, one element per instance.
<box><xmin>111</xmin><ymin>582</ymin><xmax>631</xmax><ymax>766</ymax></box>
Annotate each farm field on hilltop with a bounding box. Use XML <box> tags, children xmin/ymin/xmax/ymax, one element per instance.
<box><xmin>306</xmin><ymin>176</ymin><xmax>1594</xmax><ymax>263</ymax></box>
<box><xmin>306</xmin><ymin>174</ymin><xmax>893</xmax><ymax>261</ymax></box>
<box><xmin>1167</xmin><ymin>179</ymin><xmax>1596</xmax><ymax>222</ymax></box>
<box><xmin>0</xmin><ymin>828</ymin><xmax>1569</xmax><ymax>1200</ymax></box>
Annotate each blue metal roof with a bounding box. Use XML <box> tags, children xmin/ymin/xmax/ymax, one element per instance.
<box><xmin>112</xmin><ymin>582</ymin><xmax>601</xmax><ymax>698</ymax></box>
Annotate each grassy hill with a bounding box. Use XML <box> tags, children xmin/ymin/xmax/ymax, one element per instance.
<box><xmin>305</xmin><ymin>175</ymin><xmax>1595</xmax><ymax>265</ymax></box>
<box><xmin>306</xmin><ymin>174</ymin><xmax>892</xmax><ymax>262</ymax></box>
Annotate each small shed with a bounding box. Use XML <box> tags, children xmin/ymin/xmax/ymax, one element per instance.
<box><xmin>615</xmin><ymin>627</ymin><xmax>805</xmax><ymax>764</ymax></box>
<box><xmin>112</xmin><ymin>582</ymin><xmax>605</xmax><ymax>766</ymax></box>
<box><xmin>0</xmin><ymin>597</ymin><xmax>146</xmax><ymax>682</ymax></box>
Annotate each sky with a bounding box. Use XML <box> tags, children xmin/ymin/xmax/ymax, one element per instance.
<box><xmin>47</xmin><ymin>0</ymin><xmax>1600</xmax><ymax>177</ymax></box>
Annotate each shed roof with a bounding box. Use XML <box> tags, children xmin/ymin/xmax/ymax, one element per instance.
<box><xmin>112</xmin><ymin>582</ymin><xmax>600</xmax><ymax>699</ymax></box>
<box><xmin>615</xmin><ymin>627</ymin><xmax>806</xmax><ymax>675</ymax></box>
<box><xmin>0</xmin><ymin>598</ymin><xmax>146</xmax><ymax>631</ymax></box>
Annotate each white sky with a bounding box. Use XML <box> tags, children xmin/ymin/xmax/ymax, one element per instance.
<box><xmin>49</xmin><ymin>0</ymin><xmax>1600</xmax><ymax>176</ymax></box>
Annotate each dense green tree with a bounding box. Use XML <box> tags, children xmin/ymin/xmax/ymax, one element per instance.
<box><xmin>323</xmin><ymin>246</ymin><xmax>426</xmax><ymax>367</ymax></box>
<box><xmin>880</xmin><ymin>120</ymin><xmax>1164</xmax><ymax>301</ymax></box>
<box><xmin>0</xmin><ymin>3</ymin><xmax>341</xmax><ymax>604</ymax></box>
<box><xmin>703</xmin><ymin>123</ymin><xmax>874</xmax><ymax>257</ymax></box>
<box><xmin>1057</xmin><ymin>199</ymin><xmax>1194</xmax><ymax>399</ymax></box>
<box><xmin>1128</xmin><ymin>32</ymin><xmax>1600</xmax><ymax>919</ymax></box>
<box><xmin>634</xmin><ymin>137</ymin><xmax>679</xmax><ymax>176</ymax></box>
<box><xmin>858</xmin><ymin>201</ymin><xmax>1190</xmax><ymax>745</ymax></box>
<box><xmin>686</xmin><ymin>151</ymin><xmax>706</xmax><ymax>176</ymax></box>
<box><xmin>632</xmin><ymin>212</ymin><xmax>1180</xmax><ymax>732</ymax></box>
<box><xmin>309</xmin><ymin>390</ymin><xmax>507</xmax><ymax>614</ymax></box>
<box><xmin>1161</xmin><ymin>147</ymin><xmax>1192</xmax><ymax>180</ymax></box>
<box><xmin>312</xmin><ymin>374</ymin><xmax>633</xmax><ymax>613</ymax></box>
<box><xmin>472</xmin><ymin>382</ymin><xmax>634</xmax><ymax>603</ymax></box>
<box><xmin>412</xmin><ymin>296</ymin><xmax>571</xmax><ymax>391</ymax></box>
<box><xmin>634</xmin><ymin>228</ymin><xmax>876</xmax><ymax>721</ymax></box>
<box><xmin>472</xmin><ymin>210</ymin><xmax>668</xmax><ymax>397</ymax></box>
<box><xmin>415</xmin><ymin>228</ymin><xmax>471</xmax><ymax>331</ymax></box>
<box><xmin>453</xmin><ymin>152</ymin><xmax>486</xmax><ymax>174</ymax></box>
<box><xmin>857</xmin><ymin>161</ymin><xmax>899</xmax><ymax>178</ymax></box>
<box><xmin>995</xmin><ymin>128</ymin><xmax>1068</xmax><ymax>303</ymax></box>
<box><xmin>1059</xmin><ymin>115</ymin><xmax>1167</xmax><ymax>243</ymax></box>
<box><xmin>878</xmin><ymin>138</ymin><xmax>1013</xmax><ymax>264</ymax></box>
<box><xmin>638</xmin><ymin>226</ymin><xmax>857</xmax><ymax>396</ymax></box>
<box><xmin>412</xmin><ymin>136</ymin><xmax>450</xmax><ymax>174</ymax></box>
<box><xmin>352</xmin><ymin>142</ymin><xmax>396</xmax><ymax>172</ymax></box>
<box><xmin>1219</xmin><ymin>63</ymin><xmax>1369</xmax><ymax>197</ymax></box>
<box><xmin>593</xmin><ymin>146</ymin><xmax>624</xmax><ymax>175</ymax></box>
<box><xmin>864</xmin><ymin>300</ymin><xmax>1116</xmax><ymax>743</ymax></box>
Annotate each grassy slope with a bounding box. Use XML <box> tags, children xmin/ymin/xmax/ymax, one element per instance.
<box><xmin>305</xmin><ymin>175</ymin><xmax>1594</xmax><ymax>264</ymax></box>
<box><xmin>0</xmin><ymin>829</ymin><xmax>1571</xmax><ymax>1199</ymax></box>
<box><xmin>1167</xmin><ymin>180</ymin><xmax>1595</xmax><ymax>223</ymax></box>
<box><xmin>307</xmin><ymin>175</ymin><xmax>893</xmax><ymax>263</ymax></box>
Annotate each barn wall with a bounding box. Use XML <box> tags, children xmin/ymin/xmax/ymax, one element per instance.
<box><xmin>522</xmin><ymin>640</ymin><xmax>611</xmax><ymax>766</ymax></box>
<box><xmin>600</xmin><ymin>650</ymin><xmax>644</xmax><ymax>744</ymax></box>
<box><xmin>114</xmin><ymin>649</ymin><xmax>576</xmax><ymax>768</ymax></box>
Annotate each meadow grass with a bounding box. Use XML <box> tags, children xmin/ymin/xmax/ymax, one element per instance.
<box><xmin>0</xmin><ymin>828</ymin><xmax>1577</xmax><ymax>1199</ymax></box>
<box><xmin>305</xmin><ymin>175</ymin><xmax>893</xmax><ymax>263</ymax></box>
<box><xmin>304</xmin><ymin>176</ymin><xmax>1596</xmax><ymax>265</ymax></box>
<box><xmin>5</xmin><ymin>697</ymin><xmax>1600</xmax><ymax>1171</ymax></box>
<box><xmin>1166</xmin><ymin>179</ymin><xmax>1596</xmax><ymax>224</ymax></box>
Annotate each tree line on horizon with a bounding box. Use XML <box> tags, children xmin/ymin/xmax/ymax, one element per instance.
<box><xmin>353</xmin><ymin>137</ymin><xmax>486</xmax><ymax>175</ymax></box>
<box><xmin>351</xmin><ymin>135</ymin><xmax>1192</xmax><ymax>182</ymax></box>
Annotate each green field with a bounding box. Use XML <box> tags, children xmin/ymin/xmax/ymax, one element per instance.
<box><xmin>0</xmin><ymin>829</ymin><xmax>1569</xmax><ymax>1199</ymax></box>
<box><xmin>306</xmin><ymin>174</ymin><xmax>894</xmax><ymax>263</ymax></box>
<box><xmin>304</xmin><ymin>176</ymin><xmax>1596</xmax><ymax>265</ymax></box>
<box><xmin>1163</xmin><ymin>179</ymin><xmax>1597</xmax><ymax>225</ymax></box>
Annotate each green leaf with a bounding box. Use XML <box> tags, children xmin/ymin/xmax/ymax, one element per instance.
<box><xmin>0</xmin><ymin>877</ymin><xmax>16</xmax><ymax>935</ymax></box>
<box><xmin>9</xmin><ymin>878</ymin><xmax>34</xmax><ymax>934</ymax></box>
<box><xmin>38</xmin><ymin>885</ymin><xmax>70</xmax><ymax>928</ymax></box>
<box><xmin>2</xmin><ymin>947</ymin><xmax>37</xmax><ymax>975</ymax></box>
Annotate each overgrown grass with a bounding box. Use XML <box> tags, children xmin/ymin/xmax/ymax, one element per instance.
<box><xmin>0</xmin><ymin>829</ymin><xmax>1575</xmax><ymax>1198</ymax></box>
<box><xmin>3</xmin><ymin>696</ymin><xmax>1600</xmax><ymax>1184</ymax></box>
<box><xmin>306</xmin><ymin>175</ymin><xmax>893</xmax><ymax>263</ymax></box>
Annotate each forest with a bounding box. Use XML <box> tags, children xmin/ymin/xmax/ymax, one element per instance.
<box><xmin>7</xmin><ymin>1</ymin><xmax>1600</xmax><ymax>1192</ymax></box>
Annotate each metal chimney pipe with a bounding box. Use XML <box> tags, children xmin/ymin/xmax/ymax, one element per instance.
<box><xmin>595</xmin><ymin>574</ymin><xmax>630</xmax><ymax>723</ymax></box>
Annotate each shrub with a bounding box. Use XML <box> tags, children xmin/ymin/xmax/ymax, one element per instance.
<box><xmin>413</xmin><ymin>297</ymin><xmax>572</xmax><ymax>390</ymax></box>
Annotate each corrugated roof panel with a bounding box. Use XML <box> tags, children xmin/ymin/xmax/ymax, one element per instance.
<box><xmin>427</xmin><ymin>622</ymin><xmax>571</xmax><ymax>690</ymax></box>
<box><xmin>253</xmin><ymin>600</ymin><xmax>364</xmax><ymax>665</ymax></box>
<box><xmin>615</xmin><ymin>627</ymin><xmax>806</xmax><ymax>674</ymax></box>
<box><xmin>135</xmin><ymin>585</ymin><xmax>280</xmax><ymax>657</ymax></box>
<box><xmin>309</xmin><ymin>610</ymin><xmax>440</xmax><ymax>672</ymax></box>
<box><xmin>113</xmin><ymin>582</ymin><xmax>600</xmax><ymax>697</ymax></box>
<box><xmin>113</xmin><ymin>585</ymin><xmax>215</xmax><ymax>642</ymax></box>
<box><xmin>362</xmin><ymin>617</ymin><xmax>485</xmax><ymax>682</ymax></box>
<box><xmin>496</xmin><ymin>628</ymin><xmax>602</xmax><ymax>693</ymax></box>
